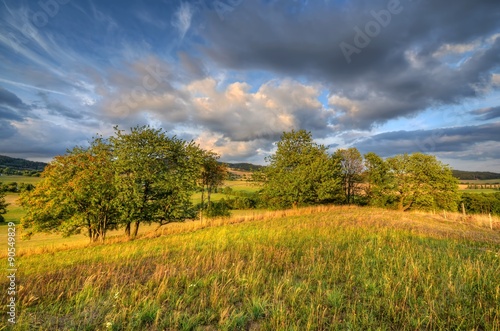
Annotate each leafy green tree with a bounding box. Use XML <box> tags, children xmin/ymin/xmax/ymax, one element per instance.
<box><xmin>111</xmin><ymin>126</ymin><xmax>201</xmax><ymax>237</ymax></box>
<box><xmin>198</xmin><ymin>151</ymin><xmax>227</xmax><ymax>220</ymax></box>
<box><xmin>387</xmin><ymin>153</ymin><xmax>458</xmax><ymax>211</ymax></box>
<box><xmin>363</xmin><ymin>152</ymin><xmax>393</xmax><ymax>207</ymax></box>
<box><xmin>20</xmin><ymin>138</ymin><xmax>119</xmax><ymax>242</ymax></box>
<box><xmin>0</xmin><ymin>183</ymin><xmax>8</xmax><ymax>222</ymax></box>
<box><xmin>261</xmin><ymin>130</ymin><xmax>341</xmax><ymax>209</ymax></box>
<box><xmin>334</xmin><ymin>147</ymin><xmax>364</xmax><ymax>204</ymax></box>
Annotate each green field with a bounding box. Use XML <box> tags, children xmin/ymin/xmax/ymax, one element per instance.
<box><xmin>1</xmin><ymin>206</ymin><xmax>499</xmax><ymax>330</ymax></box>
<box><xmin>460</xmin><ymin>189</ymin><xmax>499</xmax><ymax>194</ymax></box>
<box><xmin>0</xmin><ymin>175</ymin><xmax>42</xmax><ymax>185</ymax></box>
<box><xmin>459</xmin><ymin>179</ymin><xmax>500</xmax><ymax>184</ymax></box>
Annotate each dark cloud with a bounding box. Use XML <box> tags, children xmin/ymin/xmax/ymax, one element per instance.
<box><xmin>355</xmin><ymin>122</ymin><xmax>500</xmax><ymax>159</ymax></box>
<box><xmin>0</xmin><ymin>120</ymin><xmax>17</xmax><ymax>139</ymax></box>
<box><xmin>201</xmin><ymin>0</ymin><xmax>500</xmax><ymax>129</ymax></box>
<box><xmin>0</xmin><ymin>86</ymin><xmax>31</xmax><ymax>121</ymax></box>
<box><xmin>37</xmin><ymin>92</ymin><xmax>84</xmax><ymax>120</ymax></box>
<box><xmin>471</xmin><ymin>106</ymin><xmax>500</xmax><ymax>121</ymax></box>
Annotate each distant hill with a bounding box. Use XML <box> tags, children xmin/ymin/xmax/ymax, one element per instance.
<box><xmin>223</xmin><ymin>162</ymin><xmax>264</xmax><ymax>172</ymax></box>
<box><xmin>0</xmin><ymin>155</ymin><xmax>47</xmax><ymax>172</ymax></box>
<box><xmin>452</xmin><ymin>170</ymin><xmax>500</xmax><ymax>180</ymax></box>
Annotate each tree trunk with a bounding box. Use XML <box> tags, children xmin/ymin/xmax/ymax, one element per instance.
<box><xmin>133</xmin><ymin>220</ymin><xmax>140</xmax><ymax>238</ymax></box>
<box><xmin>200</xmin><ymin>187</ymin><xmax>205</xmax><ymax>224</ymax></box>
<box><xmin>125</xmin><ymin>222</ymin><xmax>131</xmax><ymax>237</ymax></box>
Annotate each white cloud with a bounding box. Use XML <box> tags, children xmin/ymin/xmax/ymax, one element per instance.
<box><xmin>433</xmin><ymin>41</ymin><xmax>480</xmax><ymax>58</ymax></box>
<box><xmin>172</xmin><ymin>2</ymin><xmax>193</xmax><ymax>39</ymax></box>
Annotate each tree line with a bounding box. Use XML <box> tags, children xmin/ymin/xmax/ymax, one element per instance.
<box><xmin>257</xmin><ymin>130</ymin><xmax>459</xmax><ymax>212</ymax></box>
<box><xmin>15</xmin><ymin>128</ymin><xmax>494</xmax><ymax>243</ymax></box>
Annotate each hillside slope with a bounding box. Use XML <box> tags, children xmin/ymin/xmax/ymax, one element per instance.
<box><xmin>2</xmin><ymin>206</ymin><xmax>499</xmax><ymax>330</ymax></box>
<box><xmin>0</xmin><ymin>155</ymin><xmax>47</xmax><ymax>171</ymax></box>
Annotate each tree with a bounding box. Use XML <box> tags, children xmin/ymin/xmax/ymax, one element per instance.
<box><xmin>386</xmin><ymin>153</ymin><xmax>458</xmax><ymax>211</ymax></box>
<box><xmin>261</xmin><ymin>130</ymin><xmax>341</xmax><ymax>209</ymax></box>
<box><xmin>334</xmin><ymin>148</ymin><xmax>364</xmax><ymax>204</ymax></box>
<box><xmin>363</xmin><ymin>152</ymin><xmax>393</xmax><ymax>207</ymax></box>
<box><xmin>111</xmin><ymin>126</ymin><xmax>201</xmax><ymax>237</ymax></box>
<box><xmin>0</xmin><ymin>183</ymin><xmax>8</xmax><ymax>222</ymax></box>
<box><xmin>198</xmin><ymin>151</ymin><xmax>227</xmax><ymax>220</ymax></box>
<box><xmin>20</xmin><ymin>138</ymin><xmax>119</xmax><ymax>242</ymax></box>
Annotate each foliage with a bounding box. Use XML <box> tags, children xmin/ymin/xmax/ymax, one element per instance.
<box><xmin>386</xmin><ymin>153</ymin><xmax>459</xmax><ymax>211</ymax></box>
<box><xmin>225</xmin><ymin>162</ymin><xmax>263</xmax><ymax>172</ymax></box>
<box><xmin>20</xmin><ymin>138</ymin><xmax>119</xmax><ymax>242</ymax></box>
<box><xmin>261</xmin><ymin>130</ymin><xmax>342</xmax><ymax>208</ymax></box>
<box><xmin>1</xmin><ymin>181</ymin><xmax>35</xmax><ymax>193</ymax></box>
<box><xmin>0</xmin><ymin>154</ymin><xmax>46</xmax><ymax>172</ymax></box>
<box><xmin>202</xmin><ymin>199</ymin><xmax>231</xmax><ymax>218</ymax></box>
<box><xmin>111</xmin><ymin>126</ymin><xmax>202</xmax><ymax>237</ymax></box>
<box><xmin>0</xmin><ymin>183</ymin><xmax>7</xmax><ymax>222</ymax></box>
<box><xmin>460</xmin><ymin>192</ymin><xmax>500</xmax><ymax>216</ymax></box>
<box><xmin>198</xmin><ymin>151</ymin><xmax>227</xmax><ymax>219</ymax></box>
<box><xmin>334</xmin><ymin>147</ymin><xmax>364</xmax><ymax>204</ymax></box>
<box><xmin>363</xmin><ymin>152</ymin><xmax>393</xmax><ymax>207</ymax></box>
<box><xmin>20</xmin><ymin>126</ymin><xmax>209</xmax><ymax>242</ymax></box>
<box><xmin>452</xmin><ymin>169</ymin><xmax>500</xmax><ymax>180</ymax></box>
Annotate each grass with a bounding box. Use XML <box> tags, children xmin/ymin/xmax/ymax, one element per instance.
<box><xmin>459</xmin><ymin>179</ymin><xmax>500</xmax><ymax>184</ymax></box>
<box><xmin>0</xmin><ymin>175</ymin><xmax>41</xmax><ymax>185</ymax></box>
<box><xmin>460</xmin><ymin>189</ymin><xmax>499</xmax><ymax>194</ymax></box>
<box><xmin>1</xmin><ymin>206</ymin><xmax>499</xmax><ymax>330</ymax></box>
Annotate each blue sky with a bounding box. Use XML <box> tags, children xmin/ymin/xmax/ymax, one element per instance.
<box><xmin>0</xmin><ymin>0</ymin><xmax>499</xmax><ymax>171</ymax></box>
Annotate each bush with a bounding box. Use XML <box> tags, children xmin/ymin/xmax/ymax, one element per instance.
<box><xmin>203</xmin><ymin>200</ymin><xmax>231</xmax><ymax>218</ymax></box>
<box><xmin>460</xmin><ymin>192</ymin><xmax>500</xmax><ymax>216</ymax></box>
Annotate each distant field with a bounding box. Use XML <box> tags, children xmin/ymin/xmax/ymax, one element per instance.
<box><xmin>459</xmin><ymin>179</ymin><xmax>500</xmax><ymax>184</ymax></box>
<box><xmin>1</xmin><ymin>206</ymin><xmax>499</xmax><ymax>330</ymax></box>
<box><xmin>0</xmin><ymin>175</ymin><xmax>41</xmax><ymax>184</ymax></box>
<box><xmin>460</xmin><ymin>189</ymin><xmax>498</xmax><ymax>194</ymax></box>
<box><xmin>224</xmin><ymin>180</ymin><xmax>262</xmax><ymax>192</ymax></box>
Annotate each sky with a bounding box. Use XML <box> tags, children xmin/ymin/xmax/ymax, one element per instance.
<box><xmin>0</xmin><ymin>0</ymin><xmax>499</xmax><ymax>171</ymax></box>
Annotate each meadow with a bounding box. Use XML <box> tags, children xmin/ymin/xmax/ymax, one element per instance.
<box><xmin>1</xmin><ymin>174</ymin><xmax>500</xmax><ymax>330</ymax></box>
<box><xmin>1</xmin><ymin>205</ymin><xmax>499</xmax><ymax>330</ymax></box>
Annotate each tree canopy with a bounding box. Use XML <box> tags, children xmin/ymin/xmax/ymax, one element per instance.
<box><xmin>261</xmin><ymin>130</ymin><xmax>341</xmax><ymax>208</ymax></box>
<box><xmin>20</xmin><ymin>137</ymin><xmax>118</xmax><ymax>242</ymax></box>
<box><xmin>21</xmin><ymin>126</ymin><xmax>207</xmax><ymax>242</ymax></box>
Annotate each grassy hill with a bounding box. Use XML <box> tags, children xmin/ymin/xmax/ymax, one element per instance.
<box><xmin>453</xmin><ymin>169</ymin><xmax>500</xmax><ymax>180</ymax></box>
<box><xmin>1</xmin><ymin>206</ymin><xmax>499</xmax><ymax>330</ymax></box>
<box><xmin>0</xmin><ymin>155</ymin><xmax>47</xmax><ymax>172</ymax></box>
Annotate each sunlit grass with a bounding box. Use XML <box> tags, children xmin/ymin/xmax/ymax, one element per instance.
<box><xmin>1</xmin><ymin>206</ymin><xmax>499</xmax><ymax>330</ymax></box>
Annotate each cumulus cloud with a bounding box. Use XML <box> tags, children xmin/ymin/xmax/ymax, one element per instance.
<box><xmin>187</xmin><ymin>78</ymin><xmax>332</xmax><ymax>142</ymax></box>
